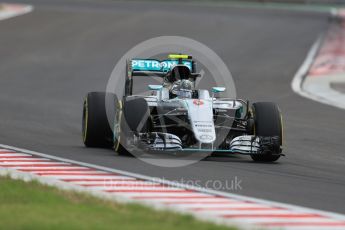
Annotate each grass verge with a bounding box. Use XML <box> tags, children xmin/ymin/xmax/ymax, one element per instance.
<box><xmin>0</xmin><ymin>176</ymin><xmax>236</xmax><ymax>230</ymax></box>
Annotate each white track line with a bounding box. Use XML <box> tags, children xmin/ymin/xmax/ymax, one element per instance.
<box><xmin>0</xmin><ymin>153</ymin><xmax>31</xmax><ymax>157</ymax></box>
<box><xmin>0</xmin><ymin>157</ymin><xmax>49</xmax><ymax>160</ymax></box>
<box><xmin>1</xmin><ymin>144</ymin><xmax>345</xmax><ymax>230</ymax></box>
<box><xmin>0</xmin><ymin>149</ymin><xmax>15</xmax><ymax>152</ymax></box>
<box><xmin>0</xmin><ymin>161</ymin><xmax>70</xmax><ymax>165</ymax></box>
<box><xmin>73</xmin><ymin>181</ymin><xmax>161</xmax><ymax>185</ymax></box>
<box><xmin>9</xmin><ymin>166</ymin><xmax>93</xmax><ymax>170</ymax></box>
<box><xmin>291</xmin><ymin>36</ymin><xmax>326</xmax><ymax>104</ymax></box>
<box><xmin>26</xmin><ymin>171</ymin><xmax>107</xmax><ymax>174</ymax></box>
<box><xmin>40</xmin><ymin>175</ymin><xmax>135</xmax><ymax>180</ymax></box>
<box><xmin>291</xmin><ymin>12</ymin><xmax>345</xmax><ymax>110</ymax></box>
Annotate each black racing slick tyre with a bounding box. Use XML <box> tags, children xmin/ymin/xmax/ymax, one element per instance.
<box><xmin>82</xmin><ymin>92</ymin><xmax>116</xmax><ymax>148</ymax></box>
<box><xmin>251</xmin><ymin>102</ymin><xmax>283</xmax><ymax>162</ymax></box>
<box><xmin>123</xmin><ymin>97</ymin><xmax>151</xmax><ymax>133</ymax></box>
<box><xmin>114</xmin><ymin>97</ymin><xmax>151</xmax><ymax>156</ymax></box>
<box><xmin>113</xmin><ymin>99</ymin><xmax>128</xmax><ymax>156</ymax></box>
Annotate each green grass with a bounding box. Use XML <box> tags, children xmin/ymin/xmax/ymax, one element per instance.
<box><xmin>0</xmin><ymin>177</ymin><xmax>236</xmax><ymax>230</ymax></box>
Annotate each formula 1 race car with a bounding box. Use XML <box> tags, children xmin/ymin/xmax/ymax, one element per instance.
<box><xmin>82</xmin><ymin>54</ymin><xmax>283</xmax><ymax>162</ymax></box>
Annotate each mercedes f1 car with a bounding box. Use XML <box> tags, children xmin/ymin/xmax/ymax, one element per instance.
<box><xmin>82</xmin><ymin>54</ymin><xmax>283</xmax><ymax>162</ymax></box>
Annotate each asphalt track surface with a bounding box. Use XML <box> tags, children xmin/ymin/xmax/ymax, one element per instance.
<box><xmin>1</xmin><ymin>0</ymin><xmax>345</xmax><ymax>214</ymax></box>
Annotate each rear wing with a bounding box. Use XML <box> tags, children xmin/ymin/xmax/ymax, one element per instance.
<box><xmin>124</xmin><ymin>55</ymin><xmax>198</xmax><ymax>96</ymax></box>
<box><xmin>130</xmin><ymin>58</ymin><xmax>194</xmax><ymax>77</ymax></box>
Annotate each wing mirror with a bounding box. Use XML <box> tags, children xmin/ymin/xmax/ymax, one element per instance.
<box><xmin>211</xmin><ymin>87</ymin><xmax>226</xmax><ymax>101</ymax></box>
<box><xmin>148</xmin><ymin>85</ymin><xmax>163</xmax><ymax>100</ymax></box>
<box><xmin>212</xmin><ymin>87</ymin><xmax>226</xmax><ymax>93</ymax></box>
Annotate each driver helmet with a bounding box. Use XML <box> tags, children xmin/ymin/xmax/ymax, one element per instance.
<box><xmin>171</xmin><ymin>79</ymin><xmax>193</xmax><ymax>98</ymax></box>
<box><xmin>165</xmin><ymin>65</ymin><xmax>191</xmax><ymax>83</ymax></box>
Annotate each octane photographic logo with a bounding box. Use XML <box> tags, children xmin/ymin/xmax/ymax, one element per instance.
<box><xmin>106</xmin><ymin>36</ymin><xmax>236</xmax><ymax>167</ymax></box>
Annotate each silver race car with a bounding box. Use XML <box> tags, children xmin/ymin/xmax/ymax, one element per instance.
<box><xmin>82</xmin><ymin>54</ymin><xmax>283</xmax><ymax>162</ymax></box>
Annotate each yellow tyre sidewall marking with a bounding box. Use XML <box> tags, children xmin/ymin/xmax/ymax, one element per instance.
<box><xmin>82</xmin><ymin>97</ymin><xmax>88</xmax><ymax>143</ymax></box>
<box><xmin>114</xmin><ymin>100</ymin><xmax>122</xmax><ymax>152</ymax></box>
<box><xmin>280</xmin><ymin>112</ymin><xmax>284</xmax><ymax>146</ymax></box>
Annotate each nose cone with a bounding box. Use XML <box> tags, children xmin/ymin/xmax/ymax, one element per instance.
<box><xmin>185</xmin><ymin>99</ymin><xmax>216</xmax><ymax>144</ymax></box>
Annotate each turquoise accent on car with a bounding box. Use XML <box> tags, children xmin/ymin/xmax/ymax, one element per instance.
<box><xmin>212</xmin><ymin>87</ymin><xmax>226</xmax><ymax>93</ymax></box>
<box><xmin>131</xmin><ymin>59</ymin><xmax>192</xmax><ymax>72</ymax></box>
<box><xmin>235</xmin><ymin>106</ymin><xmax>243</xmax><ymax>119</ymax></box>
<box><xmin>149</xmin><ymin>148</ymin><xmax>254</xmax><ymax>155</ymax></box>
<box><xmin>148</xmin><ymin>85</ymin><xmax>163</xmax><ymax>91</ymax></box>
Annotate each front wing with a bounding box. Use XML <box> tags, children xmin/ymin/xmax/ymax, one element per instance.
<box><xmin>137</xmin><ymin>133</ymin><xmax>282</xmax><ymax>155</ymax></box>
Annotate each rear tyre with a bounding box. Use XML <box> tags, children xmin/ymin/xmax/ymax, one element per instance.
<box><xmin>82</xmin><ymin>92</ymin><xmax>116</xmax><ymax>148</ymax></box>
<box><xmin>251</xmin><ymin>102</ymin><xmax>283</xmax><ymax>162</ymax></box>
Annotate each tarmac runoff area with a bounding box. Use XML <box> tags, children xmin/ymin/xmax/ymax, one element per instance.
<box><xmin>294</xmin><ymin>9</ymin><xmax>345</xmax><ymax>110</ymax></box>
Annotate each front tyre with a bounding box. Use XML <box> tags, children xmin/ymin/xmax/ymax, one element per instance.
<box><xmin>82</xmin><ymin>92</ymin><xmax>116</xmax><ymax>148</ymax></box>
<box><xmin>251</xmin><ymin>102</ymin><xmax>283</xmax><ymax>162</ymax></box>
<box><xmin>114</xmin><ymin>97</ymin><xmax>151</xmax><ymax>156</ymax></box>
